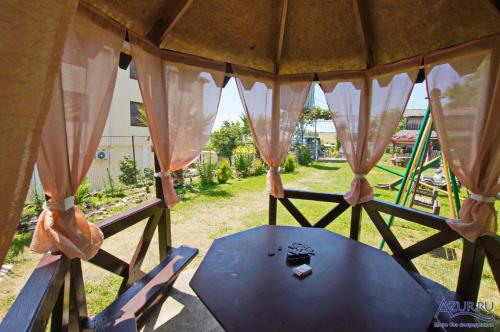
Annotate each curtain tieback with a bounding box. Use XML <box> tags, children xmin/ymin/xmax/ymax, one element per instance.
<box><xmin>470</xmin><ymin>192</ymin><xmax>496</xmax><ymax>203</ymax></box>
<box><xmin>154</xmin><ymin>171</ymin><xmax>173</xmax><ymax>178</ymax></box>
<box><xmin>354</xmin><ymin>174</ymin><xmax>366</xmax><ymax>179</ymax></box>
<box><xmin>44</xmin><ymin>196</ymin><xmax>75</xmax><ymax>211</ymax></box>
<box><xmin>269</xmin><ymin>167</ymin><xmax>280</xmax><ymax>174</ymax></box>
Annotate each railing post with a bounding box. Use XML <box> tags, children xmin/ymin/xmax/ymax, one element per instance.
<box><xmin>269</xmin><ymin>195</ymin><xmax>277</xmax><ymax>225</ymax></box>
<box><xmin>154</xmin><ymin>152</ymin><xmax>171</xmax><ymax>260</ymax></box>
<box><xmin>350</xmin><ymin>205</ymin><xmax>362</xmax><ymax>241</ymax></box>
<box><xmin>456</xmin><ymin>240</ymin><xmax>485</xmax><ymax>302</ymax></box>
<box><xmin>158</xmin><ymin>209</ymin><xmax>172</xmax><ymax>260</ymax></box>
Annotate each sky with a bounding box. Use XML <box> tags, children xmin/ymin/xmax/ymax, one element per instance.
<box><xmin>213</xmin><ymin>78</ymin><xmax>429</xmax><ymax>132</ymax></box>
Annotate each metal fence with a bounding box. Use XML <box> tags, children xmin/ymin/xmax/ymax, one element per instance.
<box><xmin>26</xmin><ymin>136</ymin><xmax>222</xmax><ymax>202</ymax></box>
<box><xmin>86</xmin><ymin>135</ymin><xmax>154</xmax><ymax>191</ymax></box>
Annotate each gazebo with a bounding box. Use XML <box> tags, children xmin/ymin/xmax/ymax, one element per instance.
<box><xmin>1</xmin><ymin>1</ymin><xmax>499</xmax><ymax>331</ymax></box>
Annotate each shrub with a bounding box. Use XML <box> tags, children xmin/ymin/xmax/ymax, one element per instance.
<box><xmin>118</xmin><ymin>156</ymin><xmax>138</xmax><ymax>186</ymax></box>
<box><xmin>331</xmin><ymin>148</ymin><xmax>340</xmax><ymax>158</ymax></box>
<box><xmin>217</xmin><ymin>159</ymin><xmax>232</xmax><ymax>184</ymax></box>
<box><xmin>197</xmin><ymin>156</ymin><xmax>217</xmax><ymax>185</ymax></box>
<box><xmin>297</xmin><ymin>145</ymin><xmax>312</xmax><ymax>166</ymax></box>
<box><xmin>27</xmin><ymin>189</ymin><xmax>44</xmax><ymax>215</ymax></box>
<box><xmin>251</xmin><ymin>158</ymin><xmax>267</xmax><ymax>176</ymax></box>
<box><xmin>75</xmin><ymin>179</ymin><xmax>90</xmax><ymax>205</ymax></box>
<box><xmin>233</xmin><ymin>145</ymin><xmax>255</xmax><ymax>177</ymax></box>
<box><xmin>103</xmin><ymin>168</ymin><xmax>124</xmax><ymax>198</ymax></box>
<box><xmin>282</xmin><ymin>154</ymin><xmax>296</xmax><ymax>173</ymax></box>
<box><xmin>142</xmin><ymin>167</ymin><xmax>154</xmax><ymax>186</ymax></box>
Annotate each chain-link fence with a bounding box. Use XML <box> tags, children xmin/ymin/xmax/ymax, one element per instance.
<box><xmin>26</xmin><ymin>136</ymin><xmax>221</xmax><ymax>202</ymax></box>
<box><xmin>86</xmin><ymin>135</ymin><xmax>154</xmax><ymax>192</ymax></box>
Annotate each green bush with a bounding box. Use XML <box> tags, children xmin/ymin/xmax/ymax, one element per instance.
<box><xmin>26</xmin><ymin>189</ymin><xmax>44</xmax><ymax>216</ymax></box>
<box><xmin>282</xmin><ymin>154</ymin><xmax>296</xmax><ymax>173</ymax></box>
<box><xmin>75</xmin><ymin>179</ymin><xmax>90</xmax><ymax>205</ymax></box>
<box><xmin>233</xmin><ymin>145</ymin><xmax>255</xmax><ymax>177</ymax></box>
<box><xmin>251</xmin><ymin>158</ymin><xmax>267</xmax><ymax>176</ymax></box>
<box><xmin>217</xmin><ymin>159</ymin><xmax>232</xmax><ymax>184</ymax></box>
<box><xmin>197</xmin><ymin>156</ymin><xmax>217</xmax><ymax>185</ymax></box>
<box><xmin>118</xmin><ymin>156</ymin><xmax>138</xmax><ymax>186</ymax></box>
<box><xmin>103</xmin><ymin>168</ymin><xmax>124</xmax><ymax>198</ymax></box>
<box><xmin>297</xmin><ymin>145</ymin><xmax>312</xmax><ymax>166</ymax></box>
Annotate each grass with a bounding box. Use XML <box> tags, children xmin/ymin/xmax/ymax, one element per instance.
<box><xmin>0</xmin><ymin>157</ymin><xmax>499</xmax><ymax>321</ymax></box>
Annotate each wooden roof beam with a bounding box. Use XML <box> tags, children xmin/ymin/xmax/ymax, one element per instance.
<box><xmin>353</xmin><ymin>0</ymin><xmax>375</xmax><ymax>69</ymax></box>
<box><xmin>275</xmin><ymin>0</ymin><xmax>289</xmax><ymax>74</ymax></box>
<box><xmin>146</xmin><ymin>0</ymin><xmax>194</xmax><ymax>46</ymax></box>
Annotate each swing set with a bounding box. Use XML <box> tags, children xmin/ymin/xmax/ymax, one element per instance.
<box><xmin>377</xmin><ymin>106</ymin><xmax>462</xmax><ymax>249</ymax></box>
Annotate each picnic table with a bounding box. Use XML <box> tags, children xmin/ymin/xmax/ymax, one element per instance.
<box><xmin>190</xmin><ymin>225</ymin><xmax>437</xmax><ymax>332</ymax></box>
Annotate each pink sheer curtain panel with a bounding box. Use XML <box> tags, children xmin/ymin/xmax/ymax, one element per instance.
<box><xmin>319</xmin><ymin>58</ymin><xmax>420</xmax><ymax>206</ymax></box>
<box><xmin>130</xmin><ymin>36</ymin><xmax>226</xmax><ymax>208</ymax></box>
<box><xmin>30</xmin><ymin>5</ymin><xmax>124</xmax><ymax>260</ymax></box>
<box><xmin>0</xmin><ymin>0</ymin><xmax>77</xmax><ymax>266</ymax></box>
<box><xmin>425</xmin><ymin>35</ymin><xmax>499</xmax><ymax>242</ymax></box>
<box><xmin>233</xmin><ymin>67</ymin><xmax>313</xmax><ymax>198</ymax></box>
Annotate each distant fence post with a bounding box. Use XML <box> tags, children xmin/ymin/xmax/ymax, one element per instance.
<box><xmin>131</xmin><ymin>135</ymin><xmax>138</xmax><ymax>183</ymax></box>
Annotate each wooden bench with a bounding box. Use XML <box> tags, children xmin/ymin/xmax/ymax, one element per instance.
<box><xmin>89</xmin><ymin>246</ymin><xmax>198</xmax><ymax>331</ymax></box>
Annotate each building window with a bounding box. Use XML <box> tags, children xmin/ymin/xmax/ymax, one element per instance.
<box><xmin>130</xmin><ymin>101</ymin><xmax>146</xmax><ymax>127</ymax></box>
<box><xmin>129</xmin><ymin>61</ymin><xmax>137</xmax><ymax>80</ymax></box>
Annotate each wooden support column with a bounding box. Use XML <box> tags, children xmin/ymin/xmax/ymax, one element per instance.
<box><xmin>456</xmin><ymin>240</ymin><xmax>485</xmax><ymax>302</ymax></box>
<box><xmin>350</xmin><ymin>205</ymin><xmax>362</xmax><ymax>241</ymax></box>
<box><xmin>269</xmin><ymin>195</ymin><xmax>277</xmax><ymax>225</ymax></box>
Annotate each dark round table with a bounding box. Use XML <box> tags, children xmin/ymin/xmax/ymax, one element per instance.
<box><xmin>190</xmin><ymin>225</ymin><xmax>437</xmax><ymax>332</ymax></box>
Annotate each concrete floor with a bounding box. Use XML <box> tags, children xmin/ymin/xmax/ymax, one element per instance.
<box><xmin>140</xmin><ymin>269</ymin><xmax>224</xmax><ymax>332</ymax></box>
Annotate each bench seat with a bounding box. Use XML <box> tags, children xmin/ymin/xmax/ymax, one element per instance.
<box><xmin>91</xmin><ymin>246</ymin><xmax>198</xmax><ymax>332</ymax></box>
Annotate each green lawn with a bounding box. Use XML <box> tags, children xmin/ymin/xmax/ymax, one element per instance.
<box><xmin>0</xmin><ymin>158</ymin><xmax>498</xmax><ymax>321</ymax></box>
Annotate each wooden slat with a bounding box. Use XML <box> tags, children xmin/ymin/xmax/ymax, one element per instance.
<box><xmin>478</xmin><ymin>236</ymin><xmax>500</xmax><ymax>291</ymax></box>
<box><xmin>146</xmin><ymin>0</ymin><xmax>193</xmax><ymax>45</ymax></box>
<box><xmin>350</xmin><ymin>205</ymin><xmax>362</xmax><ymax>240</ymax></box>
<box><xmin>363</xmin><ymin>205</ymin><xmax>418</xmax><ymax>272</ymax></box>
<box><xmin>284</xmin><ymin>189</ymin><xmax>345</xmax><ymax>203</ymax></box>
<box><xmin>352</xmin><ymin>0</ymin><xmax>375</xmax><ymax>68</ymax></box>
<box><xmin>456</xmin><ymin>240</ymin><xmax>485</xmax><ymax>302</ymax></box>
<box><xmin>89</xmin><ymin>249</ymin><xmax>142</xmax><ymax>279</ymax></box>
<box><xmin>364</xmin><ymin>200</ymin><xmax>449</xmax><ymax>231</ymax></box>
<box><xmin>314</xmin><ymin>200</ymin><xmax>350</xmax><ymax>228</ymax></box>
<box><xmin>400</xmin><ymin>230</ymin><xmax>460</xmax><ymax>260</ymax></box>
<box><xmin>485</xmin><ymin>251</ymin><xmax>500</xmax><ymax>290</ymax></box>
<box><xmin>275</xmin><ymin>0</ymin><xmax>288</xmax><ymax>73</ymax></box>
<box><xmin>158</xmin><ymin>209</ymin><xmax>172</xmax><ymax>261</ymax></box>
<box><xmin>279</xmin><ymin>198</ymin><xmax>312</xmax><ymax>227</ymax></box>
<box><xmin>93</xmin><ymin>246</ymin><xmax>198</xmax><ymax>331</ymax></box>
<box><xmin>269</xmin><ymin>195</ymin><xmax>277</xmax><ymax>225</ymax></box>
<box><xmin>477</xmin><ymin>235</ymin><xmax>500</xmax><ymax>260</ymax></box>
<box><xmin>69</xmin><ymin>259</ymin><xmax>88</xmax><ymax>330</ymax></box>
<box><xmin>96</xmin><ymin>199</ymin><xmax>163</xmax><ymax>238</ymax></box>
<box><xmin>120</xmin><ymin>210</ymin><xmax>162</xmax><ymax>293</ymax></box>
<box><xmin>0</xmin><ymin>254</ymin><xmax>69</xmax><ymax>332</ymax></box>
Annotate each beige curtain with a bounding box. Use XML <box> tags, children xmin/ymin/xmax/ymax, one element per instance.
<box><xmin>130</xmin><ymin>35</ymin><xmax>225</xmax><ymax>208</ymax></box>
<box><xmin>0</xmin><ymin>0</ymin><xmax>78</xmax><ymax>267</ymax></box>
<box><xmin>425</xmin><ymin>34</ymin><xmax>499</xmax><ymax>242</ymax></box>
<box><xmin>234</xmin><ymin>67</ymin><xmax>313</xmax><ymax>198</ymax></box>
<box><xmin>319</xmin><ymin>57</ymin><xmax>420</xmax><ymax>206</ymax></box>
<box><xmin>30</xmin><ymin>5</ymin><xmax>124</xmax><ymax>260</ymax></box>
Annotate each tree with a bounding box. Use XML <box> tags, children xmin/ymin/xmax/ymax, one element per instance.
<box><xmin>208</xmin><ymin>121</ymin><xmax>244</xmax><ymax>163</ymax></box>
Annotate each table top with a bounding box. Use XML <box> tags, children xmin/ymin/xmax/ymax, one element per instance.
<box><xmin>190</xmin><ymin>225</ymin><xmax>437</xmax><ymax>332</ymax></box>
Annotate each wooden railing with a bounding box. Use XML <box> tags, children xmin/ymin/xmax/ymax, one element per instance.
<box><xmin>0</xmin><ymin>198</ymin><xmax>170</xmax><ymax>332</ymax></box>
<box><xmin>269</xmin><ymin>189</ymin><xmax>500</xmax><ymax>303</ymax></box>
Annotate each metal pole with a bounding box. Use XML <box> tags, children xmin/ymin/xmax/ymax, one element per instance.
<box><xmin>378</xmin><ymin>106</ymin><xmax>431</xmax><ymax>249</ymax></box>
<box><xmin>450</xmin><ymin>169</ymin><xmax>461</xmax><ymax>214</ymax></box>
<box><xmin>131</xmin><ymin>135</ymin><xmax>138</xmax><ymax>184</ymax></box>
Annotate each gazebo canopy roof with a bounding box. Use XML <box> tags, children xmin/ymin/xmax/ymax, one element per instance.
<box><xmin>84</xmin><ymin>0</ymin><xmax>500</xmax><ymax>74</ymax></box>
